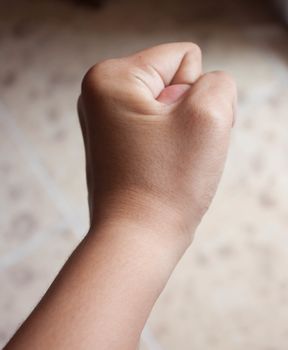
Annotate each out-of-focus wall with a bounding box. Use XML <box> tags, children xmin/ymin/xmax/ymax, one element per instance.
<box><xmin>0</xmin><ymin>0</ymin><xmax>288</xmax><ymax>349</ymax></box>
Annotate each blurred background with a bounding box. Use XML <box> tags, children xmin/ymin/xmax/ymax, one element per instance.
<box><xmin>0</xmin><ymin>0</ymin><xmax>288</xmax><ymax>349</ymax></box>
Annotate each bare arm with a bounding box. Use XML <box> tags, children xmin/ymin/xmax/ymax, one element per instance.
<box><xmin>4</xmin><ymin>42</ymin><xmax>236</xmax><ymax>350</ymax></box>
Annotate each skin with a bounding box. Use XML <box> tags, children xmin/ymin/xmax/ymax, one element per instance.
<box><xmin>4</xmin><ymin>42</ymin><xmax>237</xmax><ymax>350</ymax></box>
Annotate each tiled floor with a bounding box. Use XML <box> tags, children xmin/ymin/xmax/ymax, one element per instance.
<box><xmin>0</xmin><ymin>0</ymin><xmax>288</xmax><ymax>349</ymax></box>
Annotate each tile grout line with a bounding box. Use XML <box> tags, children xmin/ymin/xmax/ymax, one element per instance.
<box><xmin>0</xmin><ymin>103</ymin><xmax>164</xmax><ymax>350</ymax></box>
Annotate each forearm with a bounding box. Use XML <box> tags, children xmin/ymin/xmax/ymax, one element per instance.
<box><xmin>5</xmin><ymin>218</ymin><xmax>189</xmax><ymax>350</ymax></box>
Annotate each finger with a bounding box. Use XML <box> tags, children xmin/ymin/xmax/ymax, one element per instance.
<box><xmin>128</xmin><ymin>42</ymin><xmax>202</xmax><ymax>99</ymax></box>
<box><xmin>179</xmin><ymin>71</ymin><xmax>237</xmax><ymax>128</ymax></box>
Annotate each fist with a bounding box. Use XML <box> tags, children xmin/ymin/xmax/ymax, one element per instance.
<box><xmin>78</xmin><ymin>43</ymin><xmax>236</xmax><ymax>239</ymax></box>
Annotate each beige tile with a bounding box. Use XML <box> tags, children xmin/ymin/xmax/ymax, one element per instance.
<box><xmin>0</xmin><ymin>113</ymin><xmax>64</xmax><ymax>256</ymax></box>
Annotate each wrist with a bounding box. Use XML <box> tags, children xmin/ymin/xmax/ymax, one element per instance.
<box><xmin>87</xmin><ymin>217</ymin><xmax>187</xmax><ymax>285</ymax></box>
<box><xmin>89</xmin><ymin>190</ymin><xmax>196</xmax><ymax>256</ymax></box>
<box><xmin>81</xmin><ymin>211</ymin><xmax>191</xmax><ymax>343</ymax></box>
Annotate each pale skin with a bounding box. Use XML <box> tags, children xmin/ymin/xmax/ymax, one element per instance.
<box><xmin>4</xmin><ymin>42</ymin><xmax>237</xmax><ymax>350</ymax></box>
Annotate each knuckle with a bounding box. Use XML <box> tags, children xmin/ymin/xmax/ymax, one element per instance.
<box><xmin>210</xmin><ymin>70</ymin><xmax>237</xmax><ymax>92</ymax></box>
<box><xmin>196</xmin><ymin>101</ymin><xmax>232</xmax><ymax>131</ymax></box>
<box><xmin>190</xmin><ymin>42</ymin><xmax>202</xmax><ymax>58</ymax></box>
<box><xmin>81</xmin><ymin>65</ymin><xmax>99</xmax><ymax>94</ymax></box>
<box><xmin>184</xmin><ymin>42</ymin><xmax>202</xmax><ymax>60</ymax></box>
<box><xmin>81</xmin><ymin>59</ymin><xmax>115</xmax><ymax>95</ymax></box>
<box><xmin>196</xmin><ymin>71</ymin><xmax>236</xmax><ymax>128</ymax></box>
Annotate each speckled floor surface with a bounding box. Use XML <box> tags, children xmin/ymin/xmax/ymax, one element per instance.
<box><xmin>0</xmin><ymin>0</ymin><xmax>288</xmax><ymax>349</ymax></box>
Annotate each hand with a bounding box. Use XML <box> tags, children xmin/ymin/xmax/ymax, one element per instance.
<box><xmin>78</xmin><ymin>42</ymin><xmax>237</xmax><ymax>244</ymax></box>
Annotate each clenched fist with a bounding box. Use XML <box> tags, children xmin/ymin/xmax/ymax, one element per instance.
<box><xmin>78</xmin><ymin>42</ymin><xmax>236</xmax><ymax>242</ymax></box>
